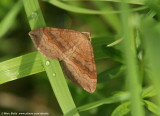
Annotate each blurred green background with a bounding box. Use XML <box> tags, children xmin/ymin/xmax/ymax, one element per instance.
<box><xmin>1</xmin><ymin>0</ymin><xmax>160</xmax><ymax>116</ymax></box>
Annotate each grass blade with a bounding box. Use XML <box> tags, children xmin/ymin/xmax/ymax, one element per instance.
<box><xmin>0</xmin><ymin>0</ymin><xmax>22</xmax><ymax>39</ymax></box>
<box><xmin>0</xmin><ymin>52</ymin><xmax>44</xmax><ymax>84</ymax></box>
<box><xmin>45</xmin><ymin>0</ymin><xmax>146</xmax><ymax>15</ymax></box>
<box><xmin>77</xmin><ymin>92</ymin><xmax>129</xmax><ymax>112</ymax></box>
<box><xmin>120</xmin><ymin>1</ymin><xmax>144</xmax><ymax>116</ymax></box>
<box><xmin>141</xmin><ymin>17</ymin><xmax>160</xmax><ymax>105</ymax></box>
<box><xmin>44</xmin><ymin>0</ymin><xmax>110</xmax><ymax>14</ymax></box>
<box><xmin>0</xmin><ymin>35</ymin><xmax>117</xmax><ymax>86</ymax></box>
<box><xmin>43</xmin><ymin>59</ymin><xmax>78</xmax><ymax>116</ymax></box>
<box><xmin>62</xmin><ymin>0</ymin><xmax>145</xmax><ymax>5</ymax></box>
<box><xmin>23</xmin><ymin>0</ymin><xmax>79</xmax><ymax>115</ymax></box>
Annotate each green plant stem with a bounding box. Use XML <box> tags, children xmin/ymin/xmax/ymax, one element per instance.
<box><xmin>120</xmin><ymin>1</ymin><xmax>144</xmax><ymax>116</ymax></box>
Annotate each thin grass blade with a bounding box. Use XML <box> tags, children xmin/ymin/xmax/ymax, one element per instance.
<box><xmin>77</xmin><ymin>92</ymin><xmax>129</xmax><ymax>112</ymax></box>
<box><xmin>0</xmin><ymin>0</ymin><xmax>22</xmax><ymax>39</ymax></box>
<box><xmin>120</xmin><ymin>1</ymin><xmax>144</xmax><ymax>116</ymax></box>
<box><xmin>23</xmin><ymin>0</ymin><xmax>79</xmax><ymax>115</ymax></box>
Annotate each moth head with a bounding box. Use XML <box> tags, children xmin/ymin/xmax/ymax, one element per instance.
<box><xmin>29</xmin><ymin>28</ymin><xmax>43</xmax><ymax>47</ymax></box>
<box><xmin>29</xmin><ymin>28</ymin><xmax>43</xmax><ymax>39</ymax></box>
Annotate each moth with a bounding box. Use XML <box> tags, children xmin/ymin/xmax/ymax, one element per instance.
<box><xmin>29</xmin><ymin>27</ymin><xmax>97</xmax><ymax>93</ymax></box>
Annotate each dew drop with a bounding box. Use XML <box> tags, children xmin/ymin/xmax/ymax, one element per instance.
<box><xmin>45</xmin><ymin>61</ymin><xmax>50</xmax><ymax>66</ymax></box>
<box><xmin>52</xmin><ymin>73</ymin><xmax>56</xmax><ymax>77</ymax></box>
<box><xmin>30</xmin><ymin>11</ymin><xmax>38</xmax><ymax>19</ymax></box>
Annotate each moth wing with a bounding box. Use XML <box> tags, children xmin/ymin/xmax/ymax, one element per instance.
<box><xmin>29</xmin><ymin>27</ymin><xmax>97</xmax><ymax>92</ymax></box>
<box><xmin>61</xmin><ymin>34</ymin><xmax>97</xmax><ymax>93</ymax></box>
<box><xmin>29</xmin><ymin>27</ymin><xmax>81</xmax><ymax>60</ymax></box>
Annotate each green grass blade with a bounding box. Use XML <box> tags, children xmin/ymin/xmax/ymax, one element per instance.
<box><xmin>0</xmin><ymin>52</ymin><xmax>121</xmax><ymax>85</ymax></box>
<box><xmin>43</xmin><ymin>59</ymin><xmax>78</xmax><ymax>116</ymax></box>
<box><xmin>0</xmin><ymin>0</ymin><xmax>22</xmax><ymax>39</ymax></box>
<box><xmin>141</xmin><ymin>17</ymin><xmax>160</xmax><ymax>105</ymax></box>
<box><xmin>44</xmin><ymin>0</ymin><xmax>109</xmax><ymax>14</ymax></box>
<box><xmin>23</xmin><ymin>0</ymin><xmax>46</xmax><ymax>29</ymax></box>
<box><xmin>99</xmin><ymin>0</ymin><xmax>145</xmax><ymax>5</ymax></box>
<box><xmin>23</xmin><ymin>0</ymin><xmax>79</xmax><ymax>115</ymax></box>
<box><xmin>0</xmin><ymin>35</ymin><xmax>117</xmax><ymax>85</ymax></box>
<box><xmin>77</xmin><ymin>92</ymin><xmax>129</xmax><ymax>112</ymax></box>
<box><xmin>120</xmin><ymin>1</ymin><xmax>144</xmax><ymax>116</ymax></box>
<box><xmin>0</xmin><ymin>52</ymin><xmax>44</xmax><ymax>84</ymax></box>
<box><xmin>44</xmin><ymin>0</ymin><xmax>145</xmax><ymax>15</ymax></box>
<box><xmin>62</xmin><ymin>0</ymin><xmax>145</xmax><ymax>5</ymax></box>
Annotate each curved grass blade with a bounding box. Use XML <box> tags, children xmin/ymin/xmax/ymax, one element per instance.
<box><xmin>44</xmin><ymin>0</ymin><xmax>110</xmax><ymax>14</ymax></box>
<box><xmin>44</xmin><ymin>0</ymin><xmax>146</xmax><ymax>14</ymax></box>
<box><xmin>77</xmin><ymin>92</ymin><xmax>129</xmax><ymax>112</ymax></box>
<box><xmin>62</xmin><ymin>0</ymin><xmax>145</xmax><ymax>5</ymax></box>
<box><xmin>97</xmin><ymin>0</ymin><xmax>145</xmax><ymax>5</ymax></box>
<box><xmin>0</xmin><ymin>0</ymin><xmax>22</xmax><ymax>39</ymax></box>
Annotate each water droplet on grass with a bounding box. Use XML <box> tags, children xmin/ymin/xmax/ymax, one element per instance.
<box><xmin>31</xmin><ymin>12</ymin><xmax>38</xmax><ymax>19</ymax></box>
<box><xmin>52</xmin><ymin>73</ymin><xmax>56</xmax><ymax>77</ymax></box>
<box><xmin>45</xmin><ymin>61</ymin><xmax>50</xmax><ymax>66</ymax></box>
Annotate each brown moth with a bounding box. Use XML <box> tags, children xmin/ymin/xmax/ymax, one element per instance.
<box><xmin>29</xmin><ymin>27</ymin><xmax>97</xmax><ymax>93</ymax></box>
